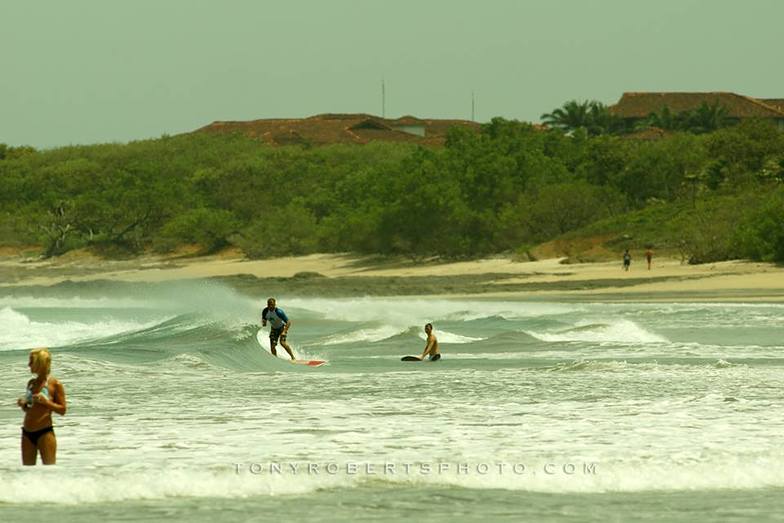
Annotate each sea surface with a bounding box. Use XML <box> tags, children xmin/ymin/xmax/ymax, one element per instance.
<box><xmin>1</xmin><ymin>281</ymin><xmax>783</xmax><ymax>522</ymax></box>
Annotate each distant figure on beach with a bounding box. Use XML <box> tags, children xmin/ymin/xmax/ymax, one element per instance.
<box><xmin>419</xmin><ymin>323</ymin><xmax>441</xmax><ymax>361</ymax></box>
<box><xmin>645</xmin><ymin>248</ymin><xmax>653</xmax><ymax>270</ymax></box>
<box><xmin>17</xmin><ymin>348</ymin><xmax>67</xmax><ymax>465</ymax></box>
<box><xmin>622</xmin><ymin>249</ymin><xmax>632</xmax><ymax>271</ymax></box>
<box><xmin>261</xmin><ymin>297</ymin><xmax>296</xmax><ymax>360</ymax></box>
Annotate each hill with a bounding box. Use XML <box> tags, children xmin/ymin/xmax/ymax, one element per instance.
<box><xmin>0</xmin><ymin>117</ymin><xmax>782</xmax><ymax>265</ymax></box>
<box><xmin>195</xmin><ymin>113</ymin><xmax>480</xmax><ymax>147</ymax></box>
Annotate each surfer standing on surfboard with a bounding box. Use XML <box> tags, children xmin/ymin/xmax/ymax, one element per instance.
<box><xmin>419</xmin><ymin>323</ymin><xmax>441</xmax><ymax>361</ymax></box>
<box><xmin>261</xmin><ymin>298</ymin><xmax>296</xmax><ymax>360</ymax></box>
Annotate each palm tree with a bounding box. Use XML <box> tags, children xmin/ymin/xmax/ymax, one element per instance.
<box><xmin>541</xmin><ymin>100</ymin><xmax>620</xmax><ymax>136</ymax></box>
<box><xmin>638</xmin><ymin>106</ymin><xmax>680</xmax><ymax>131</ymax></box>
<box><xmin>587</xmin><ymin>101</ymin><xmax>623</xmax><ymax>135</ymax></box>
<box><xmin>686</xmin><ymin>101</ymin><xmax>729</xmax><ymax>133</ymax></box>
<box><xmin>541</xmin><ymin>100</ymin><xmax>593</xmax><ymax>133</ymax></box>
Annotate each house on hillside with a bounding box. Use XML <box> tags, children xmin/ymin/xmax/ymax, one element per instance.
<box><xmin>610</xmin><ymin>92</ymin><xmax>784</xmax><ymax>129</ymax></box>
<box><xmin>195</xmin><ymin>114</ymin><xmax>479</xmax><ymax>146</ymax></box>
<box><xmin>389</xmin><ymin>116</ymin><xmax>426</xmax><ymax>137</ymax></box>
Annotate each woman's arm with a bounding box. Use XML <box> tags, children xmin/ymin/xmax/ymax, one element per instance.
<box><xmin>35</xmin><ymin>380</ymin><xmax>67</xmax><ymax>416</ymax></box>
<box><xmin>18</xmin><ymin>379</ymin><xmax>33</xmax><ymax>411</ymax></box>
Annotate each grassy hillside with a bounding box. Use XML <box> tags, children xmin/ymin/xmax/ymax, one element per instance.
<box><xmin>1</xmin><ymin>118</ymin><xmax>783</xmax><ymax>264</ymax></box>
<box><xmin>538</xmin><ymin>189</ymin><xmax>782</xmax><ymax>264</ymax></box>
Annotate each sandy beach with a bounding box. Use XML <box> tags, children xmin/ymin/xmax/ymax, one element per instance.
<box><xmin>1</xmin><ymin>250</ymin><xmax>783</xmax><ymax>301</ymax></box>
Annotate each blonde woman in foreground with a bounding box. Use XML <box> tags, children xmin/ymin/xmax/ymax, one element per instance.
<box><xmin>17</xmin><ymin>348</ymin><xmax>67</xmax><ymax>465</ymax></box>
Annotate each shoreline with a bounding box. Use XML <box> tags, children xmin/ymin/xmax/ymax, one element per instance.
<box><xmin>1</xmin><ymin>252</ymin><xmax>783</xmax><ymax>302</ymax></box>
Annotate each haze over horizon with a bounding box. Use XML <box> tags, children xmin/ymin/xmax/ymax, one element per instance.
<box><xmin>2</xmin><ymin>0</ymin><xmax>782</xmax><ymax>148</ymax></box>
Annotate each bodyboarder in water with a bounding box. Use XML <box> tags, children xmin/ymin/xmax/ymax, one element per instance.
<box><xmin>419</xmin><ymin>323</ymin><xmax>441</xmax><ymax>361</ymax></box>
<box><xmin>261</xmin><ymin>298</ymin><xmax>296</xmax><ymax>360</ymax></box>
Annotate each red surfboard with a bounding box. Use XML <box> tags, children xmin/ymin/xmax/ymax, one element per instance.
<box><xmin>257</xmin><ymin>329</ymin><xmax>327</xmax><ymax>367</ymax></box>
<box><xmin>290</xmin><ymin>359</ymin><xmax>328</xmax><ymax>367</ymax></box>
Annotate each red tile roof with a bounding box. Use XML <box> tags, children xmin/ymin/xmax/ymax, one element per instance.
<box><xmin>610</xmin><ymin>92</ymin><xmax>784</xmax><ymax>119</ymax></box>
<box><xmin>195</xmin><ymin>114</ymin><xmax>480</xmax><ymax>146</ymax></box>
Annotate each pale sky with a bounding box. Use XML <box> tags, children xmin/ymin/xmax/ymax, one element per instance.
<box><xmin>1</xmin><ymin>0</ymin><xmax>782</xmax><ymax>148</ymax></box>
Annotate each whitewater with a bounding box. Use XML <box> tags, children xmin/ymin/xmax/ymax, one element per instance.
<box><xmin>1</xmin><ymin>281</ymin><xmax>783</xmax><ymax>521</ymax></box>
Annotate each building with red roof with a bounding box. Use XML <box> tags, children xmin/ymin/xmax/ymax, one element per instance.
<box><xmin>195</xmin><ymin>114</ymin><xmax>480</xmax><ymax>146</ymax></box>
<box><xmin>610</xmin><ymin>92</ymin><xmax>784</xmax><ymax>128</ymax></box>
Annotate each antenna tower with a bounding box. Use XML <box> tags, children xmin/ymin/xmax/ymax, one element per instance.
<box><xmin>382</xmin><ymin>78</ymin><xmax>386</xmax><ymax>118</ymax></box>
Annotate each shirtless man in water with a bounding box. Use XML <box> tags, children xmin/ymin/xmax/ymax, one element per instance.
<box><xmin>419</xmin><ymin>323</ymin><xmax>441</xmax><ymax>361</ymax></box>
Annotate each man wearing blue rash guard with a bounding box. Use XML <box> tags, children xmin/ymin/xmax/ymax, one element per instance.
<box><xmin>261</xmin><ymin>297</ymin><xmax>296</xmax><ymax>360</ymax></box>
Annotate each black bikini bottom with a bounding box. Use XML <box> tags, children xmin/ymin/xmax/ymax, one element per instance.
<box><xmin>22</xmin><ymin>426</ymin><xmax>54</xmax><ymax>445</ymax></box>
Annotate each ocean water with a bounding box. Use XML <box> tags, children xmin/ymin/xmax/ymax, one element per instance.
<box><xmin>1</xmin><ymin>281</ymin><xmax>783</xmax><ymax>522</ymax></box>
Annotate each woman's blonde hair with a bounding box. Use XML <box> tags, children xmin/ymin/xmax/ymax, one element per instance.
<box><xmin>29</xmin><ymin>348</ymin><xmax>51</xmax><ymax>375</ymax></box>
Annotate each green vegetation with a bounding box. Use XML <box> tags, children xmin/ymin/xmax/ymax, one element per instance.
<box><xmin>638</xmin><ymin>101</ymin><xmax>730</xmax><ymax>134</ymax></box>
<box><xmin>540</xmin><ymin>99</ymin><xmax>735</xmax><ymax>136</ymax></box>
<box><xmin>1</xmin><ymin>114</ymin><xmax>783</xmax><ymax>263</ymax></box>
<box><xmin>540</xmin><ymin>100</ymin><xmax>625</xmax><ymax>136</ymax></box>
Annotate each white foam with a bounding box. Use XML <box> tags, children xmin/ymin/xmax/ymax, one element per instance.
<box><xmin>357</xmin><ymin>352</ymin><xmax>542</xmax><ymax>360</ymax></box>
<box><xmin>3</xmin><ymin>457</ymin><xmax>784</xmax><ymax>504</ymax></box>
<box><xmin>545</xmin><ymin>360</ymin><xmax>634</xmax><ymax>372</ymax></box>
<box><xmin>318</xmin><ymin>325</ymin><xmax>405</xmax><ymax>345</ymax></box>
<box><xmin>0</xmin><ymin>306</ymin><xmax>162</xmax><ymax>351</ymax></box>
<box><xmin>526</xmin><ymin>319</ymin><xmax>667</xmax><ymax>344</ymax></box>
<box><xmin>0</xmin><ymin>296</ymin><xmax>150</xmax><ymax>309</ymax></box>
<box><xmin>0</xmin><ymin>467</ymin><xmax>357</xmax><ymax>504</ymax></box>
<box><xmin>308</xmin><ymin>326</ymin><xmax>483</xmax><ymax>347</ymax></box>
<box><xmin>448</xmin><ymin>305</ymin><xmax>583</xmax><ymax>322</ymax></box>
<box><xmin>416</xmin><ymin>330</ymin><xmax>483</xmax><ymax>344</ymax></box>
<box><xmin>255</xmin><ymin>329</ymin><xmax>327</xmax><ymax>361</ymax></box>
<box><xmin>286</xmin><ymin>298</ymin><xmax>577</xmax><ymax>325</ymax></box>
<box><xmin>284</xmin><ymin>297</ymin><xmax>522</xmax><ymax>347</ymax></box>
<box><xmin>381</xmin><ymin>458</ymin><xmax>784</xmax><ymax>492</ymax></box>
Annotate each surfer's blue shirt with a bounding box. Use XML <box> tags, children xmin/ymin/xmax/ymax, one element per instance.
<box><xmin>262</xmin><ymin>307</ymin><xmax>289</xmax><ymax>329</ymax></box>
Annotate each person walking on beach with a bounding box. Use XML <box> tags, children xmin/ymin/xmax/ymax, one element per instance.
<box><xmin>261</xmin><ymin>298</ymin><xmax>296</xmax><ymax>360</ymax></box>
<box><xmin>419</xmin><ymin>323</ymin><xmax>441</xmax><ymax>361</ymax></box>
<box><xmin>645</xmin><ymin>248</ymin><xmax>653</xmax><ymax>270</ymax></box>
<box><xmin>17</xmin><ymin>348</ymin><xmax>67</xmax><ymax>465</ymax></box>
<box><xmin>622</xmin><ymin>249</ymin><xmax>632</xmax><ymax>271</ymax></box>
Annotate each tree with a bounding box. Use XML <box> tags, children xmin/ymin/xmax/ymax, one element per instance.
<box><xmin>541</xmin><ymin>100</ymin><xmax>593</xmax><ymax>134</ymax></box>
<box><xmin>686</xmin><ymin>101</ymin><xmax>729</xmax><ymax>134</ymax></box>
<box><xmin>706</xmin><ymin>119</ymin><xmax>783</xmax><ymax>186</ymax></box>
<box><xmin>39</xmin><ymin>201</ymin><xmax>77</xmax><ymax>258</ymax></box>
<box><xmin>586</xmin><ymin>102</ymin><xmax>625</xmax><ymax>135</ymax></box>
<box><xmin>638</xmin><ymin>106</ymin><xmax>680</xmax><ymax>131</ymax></box>
<box><xmin>733</xmin><ymin>187</ymin><xmax>784</xmax><ymax>262</ymax></box>
<box><xmin>498</xmin><ymin>182</ymin><xmax>622</xmax><ymax>246</ymax></box>
<box><xmin>638</xmin><ymin>102</ymin><xmax>731</xmax><ymax>134</ymax></box>
<box><xmin>234</xmin><ymin>198</ymin><xmax>320</xmax><ymax>258</ymax></box>
<box><xmin>155</xmin><ymin>208</ymin><xmax>239</xmax><ymax>253</ymax></box>
<box><xmin>541</xmin><ymin>100</ymin><xmax>621</xmax><ymax>136</ymax></box>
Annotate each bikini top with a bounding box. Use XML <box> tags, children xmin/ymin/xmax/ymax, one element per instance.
<box><xmin>25</xmin><ymin>377</ymin><xmax>50</xmax><ymax>407</ymax></box>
